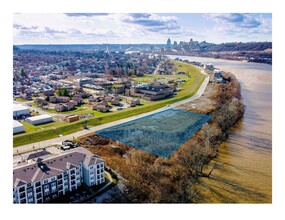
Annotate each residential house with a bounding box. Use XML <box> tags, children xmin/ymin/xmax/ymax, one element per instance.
<box><xmin>126</xmin><ymin>97</ymin><xmax>140</xmax><ymax>107</ymax></box>
<box><xmin>93</xmin><ymin>101</ymin><xmax>109</xmax><ymax>112</ymax></box>
<box><xmin>111</xmin><ymin>97</ymin><xmax>120</xmax><ymax>106</ymax></box>
<box><xmin>50</xmin><ymin>96</ymin><xmax>70</xmax><ymax>103</ymax></box>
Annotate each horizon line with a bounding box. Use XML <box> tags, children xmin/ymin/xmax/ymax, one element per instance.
<box><xmin>14</xmin><ymin>41</ymin><xmax>272</xmax><ymax>46</ymax></box>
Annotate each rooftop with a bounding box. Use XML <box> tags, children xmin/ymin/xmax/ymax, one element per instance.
<box><xmin>26</xmin><ymin>114</ymin><xmax>52</xmax><ymax>121</ymax></box>
<box><xmin>13</xmin><ymin>147</ymin><xmax>104</xmax><ymax>187</ymax></box>
<box><xmin>13</xmin><ymin>104</ymin><xmax>29</xmax><ymax>112</ymax></box>
<box><xmin>13</xmin><ymin>120</ymin><xmax>23</xmax><ymax>128</ymax></box>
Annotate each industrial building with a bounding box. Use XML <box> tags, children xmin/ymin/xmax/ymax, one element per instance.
<box><xmin>13</xmin><ymin>104</ymin><xmax>30</xmax><ymax>118</ymax></box>
<box><xmin>13</xmin><ymin>147</ymin><xmax>105</xmax><ymax>204</ymax></box>
<box><xmin>13</xmin><ymin>120</ymin><xmax>24</xmax><ymax>134</ymax></box>
<box><xmin>26</xmin><ymin>114</ymin><xmax>53</xmax><ymax>125</ymax></box>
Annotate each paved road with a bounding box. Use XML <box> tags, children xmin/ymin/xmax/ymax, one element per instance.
<box><xmin>13</xmin><ymin>71</ymin><xmax>209</xmax><ymax>155</ymax></box>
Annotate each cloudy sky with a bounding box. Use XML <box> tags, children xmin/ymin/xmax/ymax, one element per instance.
<box><xmin>13</xmin><ymin>13</ymin><xmax>272</xmax><ymax>44</ymax></box>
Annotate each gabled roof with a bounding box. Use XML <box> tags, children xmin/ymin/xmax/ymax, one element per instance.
<box><xmin>13</xmin><ymin>148</ymin><xmax>104</xmax><ymax>187</ymax></box>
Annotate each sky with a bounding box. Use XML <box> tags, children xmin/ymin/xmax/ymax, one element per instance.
<box><xmin>13</xmin><ymin>13</ymin><xmax>272</xmax><ymax>45</ymax></box>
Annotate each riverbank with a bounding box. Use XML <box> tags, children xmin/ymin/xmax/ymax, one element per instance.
<box><xmin>168</xmin><ymin>55</ymin><xmax>272</xmax><ymax>203</ymax></box>
<box><xmin>78</xmin><ymin>71</ymin><xmax>246</xmax><ymax>203</ymax></box>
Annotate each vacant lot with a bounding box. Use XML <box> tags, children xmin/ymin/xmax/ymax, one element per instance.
<box><xmin>97</xmin><ymin>109</ymin><xmax>211</xmax><ymax>158</ymax></box>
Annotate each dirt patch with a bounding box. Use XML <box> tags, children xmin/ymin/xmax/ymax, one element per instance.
<box><xmin>175</xmin><ymin>83</ymin><xmax>219</xmax><ymax>114</ymax></box>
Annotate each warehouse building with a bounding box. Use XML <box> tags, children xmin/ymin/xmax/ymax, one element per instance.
<box><xmin>13</xmin><ymin>147</ymin><xmax>105</xmax><ymax>204</ymax></box>
<box><xmin>13</xmin><ymin>120</ymin><xmax>24</xmax><ymax>134</ymax></box>
<box><xmin>26</xmin><ymin>114</ymin><xmax>53</xmax><ymax>125</ymax></box>
<box><xmin>13</xmin><ymin>104</ymin><xmax>30</xmax><ymax>118</ymax></box>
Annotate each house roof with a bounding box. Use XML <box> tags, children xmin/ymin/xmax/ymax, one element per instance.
<box><xmin>13</xmin><ymin>148</ymin><xmax>104</xmax><ymax>187</ymax></box>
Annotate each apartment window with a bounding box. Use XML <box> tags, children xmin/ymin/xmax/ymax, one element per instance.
<box><xmin>58</xmin><ymin>180</ymin><xmax>63</xmax><ymax>185</ymax></box>
<box><xmin>44</xmin><ymin>185</ymin><xmax>49</xmax><ymax>195</ymax></box>
<box><xmin>28</xmin><ymin>198</ymin><xmax>33</xmax><ymax>203</ymax></box>
<box><xmin>57</xmin><ymin>174</ymin><xmax>62</xmax><ymax>179</ymax></box>
<box><xmin>28</xmin><ymin>192</ymin><xmax>33</xmax><ymax>197</ymax></box>
<box><xmin>58</xmin><ymin>185</ymin><xmax>63</xmax><ymax>191</ymax></box>
<box><xmin>97</xmin><ymin>164</ymin><xmax>100</xmax><ymax>169</ymax></box>
<box><xmin>71</xmin><ymin>175</ymin><xmax>75</xmax><ymax>180</ymax></box>
<box><xmin>36</xmin><ymin>188</ymin><xmax>41</xmax><ymax>193</ymax></box>
<box><xmin>20</xmin><ymin>198</ymin><xmax>26</xmax><ymax>204</ymax></box>
<box><xmin>37</xmin><ymin>199</ymin><xmax>42</xmax><ymax>203</ymax></box>
<box><xmin>51</xmin><ymin>177</ymin><xmax>56</xmax><ymax>181</ymax></box>
<box><xmin>37</xmin><ymin>193</ymin><xmax>42</xmax><ymax>198</ymax></box>
<box><xmin>101</xmin><ymin>163</ymin><xmax>104</xmax><ymax>168</ymax></box>
<box><xmin>90</xmin><ymin>165</ymin><xmax>93</xmax><ymax>169</ymax></box>
<box><xmin>70</xmin><ymin>170</ymin><xmax>75</xmax><ymax>175</ymax></box>
<box><xmin>20</xmin><ymin>192</ymin><xmax>26</xmax><ymax>199</ymax></box>
<box><xmin>35</xmin><ymin>182</ymin><xmax>41</xmax><ymax>187</ymax></box>
<box><xmin>19</xmin><ymin>187</ymin><xmax>25</xmax><ymax>192</ymax></box>
<box><xmin>43</xmin><ymin>179</ymin><xmax>48</xmax><ymax>184</ymax></box>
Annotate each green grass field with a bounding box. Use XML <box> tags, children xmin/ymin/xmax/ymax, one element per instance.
<box><xmin>13</xmin><ymin>61</ymin><xmax>205</xmax><ymax>147</ymax></box>
<box><xmin>18</xmin><ymin>121</ymin><xmax>66</xmax><ymax>133</ymax></box>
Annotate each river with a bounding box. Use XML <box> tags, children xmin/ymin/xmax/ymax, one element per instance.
<box><xmin>169</xmin><ymin>55</ymin><xmax>272</xmax><ymax>203</ymax></box>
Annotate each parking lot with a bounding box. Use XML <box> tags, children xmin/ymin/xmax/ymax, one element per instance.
<box><xmin>13</xmin><ymin>140</ymin><xmax>80</xmax><ymax>168</ymax></box>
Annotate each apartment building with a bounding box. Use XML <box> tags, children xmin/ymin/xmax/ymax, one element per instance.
<box><xmin>13</xmin><ymin>148</ymin><xmax>105</xmax><ymax>204</ymax></box>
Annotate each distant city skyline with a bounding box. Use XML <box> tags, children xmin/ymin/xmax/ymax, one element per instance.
<box><xmin>14</xmin><ymin>13</ymin><xmax>272</xmax><ymax>45</ymax></box>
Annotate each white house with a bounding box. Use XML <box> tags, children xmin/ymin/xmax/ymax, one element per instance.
<box><xmin>26</xmin><ymin>114</ymin><xmax>53</xmax><ymax>125</ymax></box>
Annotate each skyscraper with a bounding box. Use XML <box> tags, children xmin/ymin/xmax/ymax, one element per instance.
<box><xmin>167</xmin><ymin>38</ymin><xmax>171</xmax><ymax>48</ymax></box>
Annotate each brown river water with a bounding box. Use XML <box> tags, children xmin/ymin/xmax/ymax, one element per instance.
<box><xmin>169</xmin><ymin>56</ymin><xmax>272</xmax><ymax>203</ymax></box>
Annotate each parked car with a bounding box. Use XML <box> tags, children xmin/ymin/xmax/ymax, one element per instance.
<box><xmin>61</xmin><ymin>145</ymin><xmax>70</xmax><ymax>151</ymax></box>
<box><xmin>62</xmin><ymin>140</ymin><xmax>78</xmax><ymax>148</ymax></box>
